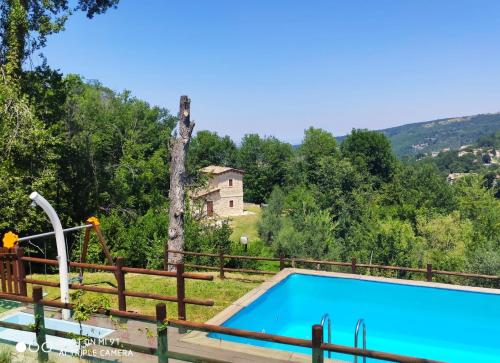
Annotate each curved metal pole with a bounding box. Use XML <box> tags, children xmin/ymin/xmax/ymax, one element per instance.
<box><xmin>354</xmin><ymin>318</ymin><xmax>366</xmax><ymax>363</ymax></box>
<box><xmin>320</xmin><ymin>313</ymin><xmax>332</xmax><ymax>358</ymax></box>
<box><xmin>30</xmin><ymin>192</ymin><xmax>70</xmax><ymax>320</ymax></box>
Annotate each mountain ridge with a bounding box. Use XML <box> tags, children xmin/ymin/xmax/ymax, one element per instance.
<box><xmin>337</xmin><ymin>112</ymin><xmax>500</xmax><ymax>157</ymax></box>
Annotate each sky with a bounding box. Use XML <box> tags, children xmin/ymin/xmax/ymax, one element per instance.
<box><xmin>39</xmin><ymin>0</ymin><xmax>500</xmax><ymax>143</ymax></box>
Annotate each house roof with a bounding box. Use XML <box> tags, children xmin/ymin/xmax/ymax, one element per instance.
<box><xmin>192</xmin><ymin>188</ymin><xmax>221</xmax><ymax>198</ymax></box>
<box><xmin>200</xmin><ymin>165</ymin><xmax>244</xmax><ymax>175</ymax></box>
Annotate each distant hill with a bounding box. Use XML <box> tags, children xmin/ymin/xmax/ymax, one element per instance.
<box><xmin>383</xmin><ymin>113</ymin><xmax>500</xmax><ymax>157</ymax></box>
<box><xmin>338</xmin><ymin>113</ymin><xmax>500</xmax><ymax>157</ymax></box>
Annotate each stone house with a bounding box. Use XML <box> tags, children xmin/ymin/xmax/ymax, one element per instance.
<box><xmin>192</xmin><ymin>166</ymin><xmax>245</xmax><ymax>217</ymax></box>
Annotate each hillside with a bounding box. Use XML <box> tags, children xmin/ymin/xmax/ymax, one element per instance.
<box><xmin>336</xmin><ymin>113</ymin><xmax>500</xmax><ymax>157</ymax></box>
<box><xmin>380</xmin><ymin>113</ymin><xmax>500</xmax><ymax>157</ymax></box>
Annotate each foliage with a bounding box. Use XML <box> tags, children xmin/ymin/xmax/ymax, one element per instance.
<box><xmin>0</xmin><ymin>348</ymin><xmax>12</xmax><ymax>363</ymax></box>
<box><xmin>236</xmin><ymin>134</ymin><xmax>293</xmax><ymax>204</ymax></box>
<box><xmin>1</xmin><ymin>0</ymin><xmax>498</xmax><ymax>280</ymax></box>
<box><xmin>416</xmin><ymin>212</ymin><xmax>471</xmax><ymax>272</ymax></box>
<box><xmin>258</xmin><ymin>127</ymin><xmax>500</xmax><ymax>276</ymax></box>
<box><xmin>71</xmin><ymin>289</ymin><xmax>111</xmax><ymax>324</ymax></box>
<box><xmin>294</xmin><ymin>127</ymin><xmax>338</xmax><ymax>185</ymax></box>
<box><xmin>0</xmin><ymin>0</ymin><xmax>118</xmax><ymax>69</ymax></box>
<box><xmin>71</xmin><ymin>289</ymin><xmax>111</xmax><ymax>349</ymax></box>
<box><xmin>341</xmin><ymin>129</ymin><xmax>397</xmax><ymax>184</ymax></box>
<box><xmin>188</xmin><ymin>130</ymin><xmax>237</xmax><ymax>171</ymax></box>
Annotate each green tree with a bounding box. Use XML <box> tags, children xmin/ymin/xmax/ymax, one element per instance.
<box><xmin>341</xmin><ymin>129</ymin><xmax>397</xmax><ymax>184</ymax></box>
<box><xmin>374</xmin><ymin>218</ymin><xmax>423</xmax><ymax>267</ymax></box>
<box><xmin>237</xmin><ymin>134</ymin><xmax>293</xmax><ymax>203</ymax></box>
<box><xmin>0</xmin><ymin>0</ymin><xmax>118</xmax><ymax>75</ymax></box>
<box><xmin>268</xmin><ymin>186</ymin><xmax>338</xmax><ymax>260</ymax></box>
<box><xmin>296</xmin><ymin>127</ymin><xmax>338</xmax><ymax>184</ymax></box>
<box><xmin>416</xmin><ymin>212</ymin><xmax>472</xmax><ymax>272</ymax></box>
<box><xmin>380</xmin><ymin>163</ymin><xmax>456</xmax><ymax>222</ymax></box>
<box><xmin>188</xmin><ymin>130</ymin><xmax>237</xmax><ymax>171</ymax></box>
<box><xmin>258</xmin><ymin>186</ymin><xmax>286</xmax><ymax>243</ymax></box>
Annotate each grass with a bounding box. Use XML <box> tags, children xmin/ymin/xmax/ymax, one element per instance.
<box><xmin>227</xmin><ymin>203</ymin><xmax>278</xmax><ymax>270</ymax></box>
<box><xmin>0</xmin><ymin>348</ymin><xmax>12</xmax><ymax>363</ymax></box>
<box><xmin>26</xmin><ymin>271</ymin><xmax>266</xmax><ymax>322</ymax></box>
<box><xmin>228</xmin><ymin>203</ymin><xmax>262</xmax><ymax>243</ymax></box>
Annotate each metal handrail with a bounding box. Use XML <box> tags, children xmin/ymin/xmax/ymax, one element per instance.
<box><xmin>17</xmin><ymin>224</ymin><xmax>93</xmax><ymax>242</ymax></box>
<box><xmin>320</xmin><ymin>313</ymin><xmax>332</xmax><ymax>358</ymax></box>
<box><xmin>354</xmin><ymin>318</ymin><xmax>366</xmax><ymax>363</ymax></box>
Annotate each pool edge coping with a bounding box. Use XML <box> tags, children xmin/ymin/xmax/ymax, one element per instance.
<box><xmin>180</xmin><ymin>268</ymin><xmax>500</xmax><ymax>362</ymax></box>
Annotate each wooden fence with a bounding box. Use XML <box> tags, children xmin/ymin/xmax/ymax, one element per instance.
<box><xmin>0</xmin><ymin>246</ymin><xmax>214</xmax><ymax>321</ymax></box>
<box><xmin>0</xmin><ymin>285</ymin><xmax>444</xmax><ymax>363</ymax></box>
<box><xmin>166</xmin><ymin>249</ymin><xmax>500</xmax><ymax>286</ymax></box>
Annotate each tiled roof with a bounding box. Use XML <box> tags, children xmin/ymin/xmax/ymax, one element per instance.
<box><xmin>200</xmin><ymin>165</ymin><xmax>244</xmax><ymax>175</ymax></box>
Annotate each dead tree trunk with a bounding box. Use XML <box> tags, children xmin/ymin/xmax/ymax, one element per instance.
<box><xmin>166</xmin><ymin>96</ymin><xmax>195</xmax><ymax>271</ymax></box>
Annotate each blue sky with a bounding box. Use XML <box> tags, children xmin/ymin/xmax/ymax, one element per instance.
<box><xmin>40</xmin><ymin>0</ymin><xmax>500</xmax><ymax>143</ymax></box>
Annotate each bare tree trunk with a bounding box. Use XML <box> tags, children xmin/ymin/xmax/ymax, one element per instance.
<box><xmin>166</xmin><ymin>96</ymin><xmax>195</xmax><ymax>271</ymax></box>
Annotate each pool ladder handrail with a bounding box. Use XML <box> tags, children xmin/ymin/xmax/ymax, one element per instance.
<box><xmin>320</xmin><ymin>313</ymin><xmax>332</xmax><ymax>358</ymax></box>
<box><xmin>353</xmin><ymin>318</ymin><xmax>366</xmax><ymax>363</ymax></box>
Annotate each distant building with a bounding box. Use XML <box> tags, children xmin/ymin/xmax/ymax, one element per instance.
<box><xmin>192</xmin><ymin>166</ymin><xmax>244</xmax><ymax>217</ymax></box>
<box><xmin>446</xmin><ymin>172</ymin><xmax>471</xmax><ymax>184</ymax></box>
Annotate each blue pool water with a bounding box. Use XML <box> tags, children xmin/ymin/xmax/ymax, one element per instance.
<box><xmin>210</xmin><ymin>273</ymin><xmax>500</xmax><ymax>362</ymax></box>
<box><xmin>0</xmin><ymin>312</ymin><xmax>114</xmax><ymax>353</ymax></box>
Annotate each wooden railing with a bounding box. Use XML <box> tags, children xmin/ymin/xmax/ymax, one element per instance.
<box><xmin>0</xmin><ymin>286</ymin><xmax>444</xmax><ymax>363</ymax></box>
<box><xmin>166</xmin><ymin>249</ymin><xmax>500</xmax><ymax>286</ymax></box>
<box><xmin>167</xmin><ymin>319</ymin><xmax>444</xmax><ymax>363</ymax></box>
<box><xmin>0</xmin><ymin>246</ymin><xmax>214</xmax><ymax>321</ymax></box>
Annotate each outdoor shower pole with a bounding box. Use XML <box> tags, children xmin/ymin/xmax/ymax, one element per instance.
<box><xmin>29</xmin><ymin>192</ymin><xmax>70</xmax><ymax>320</ymax></box>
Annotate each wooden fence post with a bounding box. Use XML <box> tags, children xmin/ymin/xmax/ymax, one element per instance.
<box><xmin>116</xmin><ymin>257</ymin><xmax>126</xmax><ymax>311</ymax></box>
<box><xmin>219</xmin><ymin>250</ymin><xmax>225</xmax><ymax>279</ymax></box>
<box><xmin>176</xmin><ymin>263</ymin><xmax>186</xmax><ymax>333</ymax></box>
<box><xmin>279</xmin><ymin>254</ymin><xmax>285</xmax><ymax>271</ymax></box>
<box><xmin>15</xmin><ymin>246</ymin><xmax>27</xmax><ymax>296</ymax></box>
<box><xmin>351</xmin><ymin>258</ymin><xmax>357</xmax><ymax>274</ymax></box>
<box><xmin>33</xmin><ymin>286</ymin><xmax>48</xmax><ymax>362</ymax></box>
<box><xmin>426</xmin><ymin>264</ymin><xmax>433</xmax><ymax>282</ymax></box>
<box><xmin>156</xmin><ymin>303</ymin><xmax>168</xmax><ymax>363</ymax></box>
<box><xmin>312</xmin><ymin>324</ymin><xmax>324</xmax><ymax>363</ymax></box>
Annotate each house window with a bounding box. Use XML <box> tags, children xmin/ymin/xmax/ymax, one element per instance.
<box><xmin>229</xmin><ymin>179</ymin><xmax>233</xmax><ymax>187</ymax></box>
<box><xmin>229</xmin><ymin>200</ymin><xmax>234</xmax><ymax>208</ymax></box>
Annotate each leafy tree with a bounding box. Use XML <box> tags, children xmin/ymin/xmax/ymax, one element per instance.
<box><xmin>380</xmin><ymin>163</ymin><xmax>456</xmax><ymax>222</ymax></box>
<box><xmin>341</xmin><ymin>129</ymin><xmax>397</xmax><ymax>184</ymax></box>
<box><xmin>237</xmin><ymin>134</ymin><xmax>293</xmax><ymax>203</ymax></box>
<box><xmin>266</xmin><ymin>186</ymin><xmax>338</xmax><ymax>260</ymax></box>
<box><xmin>0</xmin><ymin>0</ymin><xmax>118</xmax><ymax>74</ymax></box>
<box><xmin>416</xmin><ymin>212</ymin><xmax>472</xmax><ymax>272</ymax></box>
<box><xmin>476</xmin><ymin>131</ymin><xmax>500</xmax><ymax>148</ymax></box>
<box><xmin>296</xmin><ymin>127</ymin><xmax>338</xmax><ymax>184</ymax></box>
<box><xmin>374</xmin><ymin>218</ymin><xmax>423</xmax><ymax>267</ymax></box>
<box><xmin>315</xmin><ymin>157</ymin><xmax>369</xmax><ymax>211</ymax></box>
<box><xmin>454</xmin><ymin>175</ymin><xmax>500</xmax><ymax>244</ymax></box>
<box><xmin>188</xmin><ymin>130</ymin><xmax>237</xmax><ymax>171</ymax></box>
<box><xmin>258</xmin><ymin>186</ymin><xmax>286</xmax><ymax>243</ymax></box>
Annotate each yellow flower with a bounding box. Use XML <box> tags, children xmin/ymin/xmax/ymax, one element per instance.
<box><xmin>3</xmin><ymin>231</ymin><xmax>18</xmax><ymax>248</ymax></box>
<box><xmin>86</xmin><ymin>216</ymin><xmax>100</xmax><ymax>226</ymax></box>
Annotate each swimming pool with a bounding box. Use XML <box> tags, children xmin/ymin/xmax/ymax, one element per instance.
<box><xmin>0</xmin><ymin>312</ymin><xmax>114</xmax><ymax>354</ymax></box>
<box><xmin>210</xmin><ymin>272</ymin><xmax>500</xmax><ymax>362</ymax></box>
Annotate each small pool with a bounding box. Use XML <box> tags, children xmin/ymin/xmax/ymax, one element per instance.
<box><xmin>210</xmin><ymin>273</ymin><xmax>500</xmax><ymax>362</ymax></box>
<box><xmin>0</xmin><ymin>312</ymin><xmax>114</xmax><ymax>354</ymax></box>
